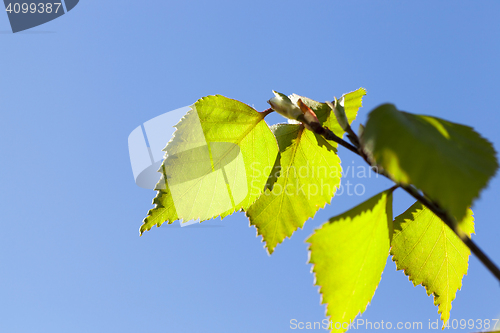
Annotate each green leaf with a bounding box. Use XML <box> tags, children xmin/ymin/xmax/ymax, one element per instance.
<box><xmin>362</xmin><ymin>104</ymin><xmax>498</xmax><ymax>221</ymax></box>
<box><xmin>246</xmin><ymin>123</ymin><xmax>342</xmax><ymax>254</ymax></box>
<box><xmin>245</xmin><ymin>89</ymin><xmax>366</xmax><ymax>254</ymax></box>
<box><xmin>289</xmin><ymin>87</ymin><xmax>366</xmax><ymax>137</ymax></box>
<box><xmin>140</xmin><ymin>95</ymin><xmax>279</xmax><ymax>234</ymax></box>
<box><xmin>337</xmin><ymin>87</ymin><xmax>366</xmax><ymax>128</ymax></box>
<box><xmin>307</xmin><ymin>189</ymin><xmax>394</xmax><ymax>333</ymax></box>
<box><xmin>390</xmin><ymin>202</ymin><xmax>474</xmax><ymax>327</ymax></box>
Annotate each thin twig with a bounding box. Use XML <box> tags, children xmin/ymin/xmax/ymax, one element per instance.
<box><xmin>312</xmin><ymin>125</ymin><xmax>360</xmax><ymax>155</ymax></box>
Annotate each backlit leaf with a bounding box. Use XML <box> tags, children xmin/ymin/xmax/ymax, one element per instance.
<box><xmin>362</xmin><ymin>104</ymin><xmax>498</xmax><ymax>221</ymax></box>
<box><xmin>390</xmin><ymin>202</ymin><xmax>474</xmax><ymax>326</ymax></box>
<box><xmin>246</xmin><ymin>123</ymin><xmax>342</xmax><ymax>254</ymax></box>
<box><xmin>307</xmin><ymin>189</ymin><xmax>394</xmax><ymax>333</ymax></box>
<box><xmin>140</xmin><ymin>95</ymin><xmax>278</xmax><ymax>233</ymax></box>
<box><xmin>289</xmin><ymin>87</ymin><xmax>366</xmax><ymax>137</ymax></box>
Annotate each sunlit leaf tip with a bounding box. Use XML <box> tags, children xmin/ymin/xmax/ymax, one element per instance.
<box><xmin>390</xmin><ymin>203</ymin><xmax>474</xmax><ymax>326</ymax></box>
<box><xmin>307</xmin><ymin>189</ymin><xmax>394</xmax><ymax>332</ymax></box>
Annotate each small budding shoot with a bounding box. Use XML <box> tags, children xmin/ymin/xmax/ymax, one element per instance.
<box><xmin>296</xmin><ymin>98</ymin><xmax>321</xmax><ymax>132</ymax></box>
<box><xmin>327</xmin><ymin>97</ymin><xmax>349</xmax><ymax>132</ymax></box>
<box><xmin>267</xmin><ymin>91</ymin><xmax>303</xmax><ymax>121</ymax></box>
<box><xmin>267</xmin><ymin>91</ymin><xmax>321</xmax><ymax>132</ymax></box>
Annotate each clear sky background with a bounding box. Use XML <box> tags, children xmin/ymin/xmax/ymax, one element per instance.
<box><xmin>1</xmin><ymin>1</ymin><xmax>499</xmax><ymax>332</ymax></box>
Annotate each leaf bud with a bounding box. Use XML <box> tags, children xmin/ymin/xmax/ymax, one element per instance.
<box><xmin>328</xmin><ymin>97</ymin><xmax>349</xmax><ymax>132</ymax></box>
<box><xmin>267</xmin><ymin>91</ymin><xmax>303</xmax><ymax>120</ymax></box>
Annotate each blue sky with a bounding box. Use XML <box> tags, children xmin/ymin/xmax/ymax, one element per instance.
<box><xmin>1</xmin><ymin>1</ymin><xmax>499</xmax><ymax>332</ymax></box>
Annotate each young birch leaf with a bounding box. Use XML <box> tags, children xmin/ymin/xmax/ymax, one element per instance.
<box><xmin>140</xmin><ymin>95</ymin><xmax>278</xmax><ymax>234</ymax></box>
<box><xmin>307</xmin><ymin>189</ymin><xmax>394</xmax><ymax>333</ymax></box>
<box><xmin>289</xmin><ymin>88</ymin><xmax>366</xmax><ymax>137</ymax></box>
<box><xmin>390</xmin><ymin>202</ymin><xmax>474</xmax><ymax>327</ymax></box>
<box><xmin>336</xmin><ymin>87</ymin><xmax>366</xmax><ymax>129</ymax></box>
<box><xmin>362</xmin><ymin>104</ymin><xmax>498</xmax><ymax>222</ymax></box>
<box><xmin>246</xmin><ymin>123</ymin><xmax>342</xmax><ymax>254</ymax></box>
